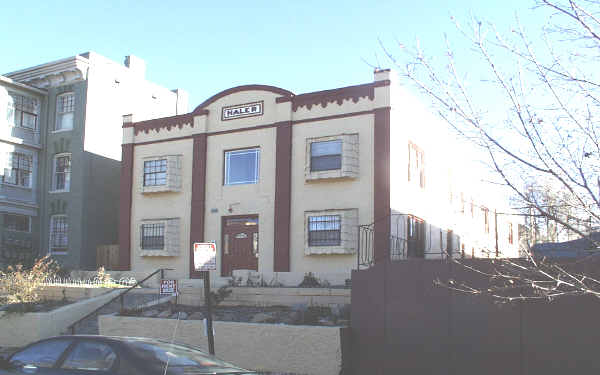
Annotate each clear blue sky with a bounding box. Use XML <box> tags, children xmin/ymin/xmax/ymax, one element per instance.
<box><xmin>1</xmin><ymin>0</ymin><xmax>538</xmax><ymax>108</ymax></box>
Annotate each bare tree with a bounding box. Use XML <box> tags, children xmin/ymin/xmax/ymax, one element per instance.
<box><xmin>385</xmin><ymin>0</ymin><xmax>600</xmax><ymax>301</ymax></box>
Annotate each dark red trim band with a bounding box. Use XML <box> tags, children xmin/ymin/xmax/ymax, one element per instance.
<box><xmin>193</xmin><ymin>85</ymin><xmax>294</xmax><ymax>114</ymax></box>
<box><xmin>128</xmin><ymin>110</ymin><xmax>378</xmax><ymax>146</ymax></box>
<box><xmin>117</xmin><ymin>144</ymin><xmax>134</xmax><ymax>270</ymax></box>
<box><xmin>273</xmin><ymin>121</ymin><xmax>292</xmax><ymax>272</ymax></box>
<box><xmin>189</xmin><ymin>134</ymin><xmax>208</xmax><ymax>279</ymax></box>
<box><xmin>373</xmin><ymin>107</ymin><xmax>391</xmax><ymax>263</ymax></box>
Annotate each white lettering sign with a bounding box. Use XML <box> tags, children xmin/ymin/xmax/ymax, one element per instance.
<box><xmin>159</xmin><ymin>279</ymin><xmax>178</xmax><ymax>296</ymax></box>
<box><xmin>221</xmin><ymin>101</ymin><xmax>264</xmax><ymax>121</ymax></box>
<box><xmin>194</xmin><ymin>242</ymin><xmax>217</xmax><ymax>271</ymax></box>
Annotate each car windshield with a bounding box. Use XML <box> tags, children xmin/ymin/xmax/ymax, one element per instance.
<box><xmin>125</xmin><ymin>338</ymin><xmax>250</xmax><ymax>374</ymax></box>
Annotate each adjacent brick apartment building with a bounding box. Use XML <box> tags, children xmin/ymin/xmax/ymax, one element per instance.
<box><xmin>120</xmin><ymin>69</ymin><xmax>519</xmax><ymax>285</ymax></box>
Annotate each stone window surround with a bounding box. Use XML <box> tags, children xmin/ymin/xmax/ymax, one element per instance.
<box><xmin>305</xmin><ymin>133</ymin><xmax>359</xmax><ymax>181</ymax></box>
<box><xmin>138</xmin><ymin>218</ymin><xmax>180</xmax><ymax>257</ymax></box>
<box><xmin>140</xmin><ymin>155</ymin><xmax>182</xmax><ymax>194</ymax></box>
<box><xmin>304</xmin><ymin>208</ymin><xmax>358</xmax><ymax>255</ymax></box>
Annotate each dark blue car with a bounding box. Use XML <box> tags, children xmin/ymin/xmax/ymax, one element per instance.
<box><xmin>0</xmin><ymin>335</ymin><xmax>256</xmax><ymax>375</ymax></box>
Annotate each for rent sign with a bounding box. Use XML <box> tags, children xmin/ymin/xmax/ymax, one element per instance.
<box><xmin>221</xmin><ymin>101</ymin><xmax>263</xmax><ymax>121</ymax></box>
<box><xmin>159</xmin><ymin>279</ymin><xmax>178</xmax><ymax>296</ymax></box>
<box><xmin>194</xmin><ymin>242</ymin><xmax>217</xmax><ymax>271</ymax></box>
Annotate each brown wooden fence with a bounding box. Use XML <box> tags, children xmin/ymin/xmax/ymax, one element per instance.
<box><xmin>350</xmin><ymin>258</ymin><xmax>600</xmax><ymax>375</ymax></box>
<box><xmin>96</xmin><ymin>244</ymin><xmax>119</xmax><ymax>270</ymax></box>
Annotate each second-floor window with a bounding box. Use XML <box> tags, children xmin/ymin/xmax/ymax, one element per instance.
<box><xmin>310</xmin><ymin>140</ymin><xmax>342</xmax><ymax>171</ymax></box>
<box><xmin>144</xmin><ymin>159</ymin><xmax>167</xmax><ymax>186</ymax></box>
<box><xmin>4</xmin><ymin>152</ymin><xmax>32</xmax><ymax>188</ymax></box>
<box><xmin>53</xmin><ymin>154</ymin><xmax>71</xmax><ymax>191</ymax></box>
<box><xmin>224</xmin><ymin>148</ymin><xmax>260</xmax><ymax>185</ymax></box>
<box><xmin>408</xmin><ymin>142</ymin><xmax>425</xmax><ymax>189</ymax></box>
<box><xmin>7</xmin><ymin>93</ymin><xmax>39</xmax><ymax>130</ymax></box>
<box><xmin>55</xmin><ymin>93</ymin><xmax>74</xmax><ymax>131</ymax></box>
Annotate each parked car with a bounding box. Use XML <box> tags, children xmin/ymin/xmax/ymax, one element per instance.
<box><xmin>0</xmin><ymin>335</ymin><xmax>256</xmax><ymax>374</ymax></box>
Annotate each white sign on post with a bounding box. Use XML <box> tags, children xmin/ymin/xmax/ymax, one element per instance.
<box><xmin>194</xmin><ymin>242</ymin><xmax>217</xmax><ymax>271</ymax></box>
<box><xmin>159</xmin><ymin>279</ymin><xmax>178</xmax><ymax>296</ymax></box>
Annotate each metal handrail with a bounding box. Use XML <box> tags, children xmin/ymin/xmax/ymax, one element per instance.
<box><xmin>68</xmin><ymin>268</ymin><xmax>173</xmax><ymax>334</ymax></box>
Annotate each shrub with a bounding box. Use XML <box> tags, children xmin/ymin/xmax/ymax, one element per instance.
<box><xmin>0</xmin><ymin>256</ymin><xmax>58</xmax><ymax>306</ymax></box>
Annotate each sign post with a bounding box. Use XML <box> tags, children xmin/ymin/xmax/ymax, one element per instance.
<box><xmin>193</xmin><ymin>242</ymin><xmax>217</xmax><ymax>355</ymax></box>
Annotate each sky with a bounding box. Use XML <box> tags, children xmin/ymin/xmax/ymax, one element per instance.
<box><xmin>0</xmin><ymin>0</ymin><xmax>541</xmax><ymax>108</ymax></box>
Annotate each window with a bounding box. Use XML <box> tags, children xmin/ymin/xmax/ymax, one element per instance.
<box><xmin>141</xmin><ymin>223</ymin><xmax>165</xmax><ymax>250</ymax></box>
<box><xmin>407</xmin><ymin>215</ymin><xmax>425</xmax><ymax>258</ymax></box>
<box><xmin>508</xmin><ymin>223</ymin><xmax>514</xmax><ymax>244</ymax></box>
<box><xmin>53</xmin><ymin>154</ymin><xmax>71</xmax><ymax>191</ymax></box>
<box><xmin>50</xmin><ymin>215</ymin><xmax>68</xmax><ymax>253</ymax></box>
<box><xmin>483</xmin><ymin>208</ymin><xmax>490</xmax><ymax>233</ymax></box>
<box><xmin>408</xmin><ymin>142</ymin><xmax>425</xmax><ymax>188</ymax></box>
<box><xmin>224</xmin><ymin>148</ymin><xmax>260</xmax><ymax>185</ymax></box>
<box><xmin>305</xmin><ymin>134</ymin><xmax>359</xmax><ymax>181</ymax></box>
<box><xmin>3</xmin><ymin>214</ymin><xmax>30</xmax><ymax>232</ymax></box>
<box><xmin>311</xmin><ymin>140</ymin><xmax>342</xmax><ymax>171</ymax></box>
<box><xmin>446</xmin><ymin>229</ymin><xmax>453</xmax><ymax>256</ymax></box>
<box><xmin>61</xmin><ymin>341</ymin><xmax>117</xmax><ymax>371</ymax></box>
<box><xmin>4</xmin><ymin>152</ymin><xmax>32</xmax><ymax>187</ymax></box>
<box><xmin>7</xmin><ymin>93</ymin><xmax>39</xmax><ymax>130</ymax></box>
<box><xmin>304</xmin><ymin>209</ymin><xmax>358</xmax><ymax>255</ymax></box>
<box><xmin>10</xmin><ymin>339</ymin><xmax>72</xmax><ymax>369</ymax></box>
<box><xmin>308</xmin><ymin>215</ymin><xmax>341</xmax><ymax>246</ymax></box>
<box><xmin>55</xmin><ymin>92</ymin><xmax>74</xmax><ymax>131</ymax></box>
<box><xmin>143</xmin><ymin>159</ymin><xmax>167</xmax><ymax>186</ymax></box>
<box><xmin>139</xmin><ymin>218</ymin><xmax>180</xmax><ymax>256</ymax></box>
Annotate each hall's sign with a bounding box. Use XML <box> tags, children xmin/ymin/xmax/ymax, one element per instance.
<box><xmin>221</xmin><ymin>101</ymin><xmax>263</xmax><ymax>121</ymax></box>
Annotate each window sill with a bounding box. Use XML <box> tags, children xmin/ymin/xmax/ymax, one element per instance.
<box><xmin>49</xmin><ymin>251</ymin><xmax>68</xmax><ymax>255</ymax></box>
<box><xmin>140</xmin><ymin>249</ymin><xmax>177</xmax><ymax>257</ymax></box>
<box><xmin>304</xmin><ymin>245</ymin><xmax>356</xmax><ymax>255</ymax></box>
<box><xmin>8</xmin><ymin>125</ymin><xmax>39</xmax><ymax>134</ymax></box>
<box><xmin>51</xmin><ymin>128</ymin><xmax>73</xmax><ymax>134</ymax></box>
<box><xmin>1</xmin><ymin>183</ymin><xmax>32</xmax><ymax>191</ymax></box>
<box><xmin>49</xmin><ymin>189</ymin><xmax>70</xmax><ymax>194</ymax></box>
<box><xmin>5</xmin><ymin>229</ymin><xmax>32</xmax><ymax>234</ymax></box>
<box><xmin>141</xmin><ymin>186</ymin><xmax>179</xmax><ymax>194</ymax></box>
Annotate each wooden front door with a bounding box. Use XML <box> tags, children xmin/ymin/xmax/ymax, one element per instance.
<box><xmin>221</xmin><ymin>215</ymin><xmax>259</xmax><ymax>276</ymax></box>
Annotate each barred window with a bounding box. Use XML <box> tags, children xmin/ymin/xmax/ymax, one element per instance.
<box><xmin>50</xmin><ymin>215</ymin><xmax>68</xmax><ymax>253</ymax></box>
<box><xmin>4</xmin><ymin>152</ymin><xmax>32</xmax><ymax>187</ymax></box>
<box><xmin>308</xmin><ymin>215</ymin><xmax>341</xmax><ymax>246</ymax></box>
<box><xmin>141</xmin><ymin>223</ymin><xmax>165</xmax><ymax>250</ymax></box>
<box><xmin>3</xmin><ymin>214</ymin><xmax>30</xmax><ymax>232</ymax></box>
<box><xmin>143</xmin><ymin>159</ymin><xmax>167</xmax><ymax>186</ymax></box>
<box><xmin>8</xmin><ymin>93</ymin><xmax>39</xmax><ymax>130</ymax></box>
<box><xmin>310</xmin><ymin>140</ymin><xmax>342</xmax><ymax>172</ymax></box>
<box><xmin>56</xmin><ymin>93</ymin><xmax>74</xmax><ymax>131</ymax></box>
<box><xmin>53</xmin><ymin>154</ymin><xmax>71</xmax><ymax>191</ymax></box>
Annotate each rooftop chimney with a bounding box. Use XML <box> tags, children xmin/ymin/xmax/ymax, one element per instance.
<box><xmin>124</xmin><ymin>55</ymin><xmax>146</xmax><ymax>79</ymax></box>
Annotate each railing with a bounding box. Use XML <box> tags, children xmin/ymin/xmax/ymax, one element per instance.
<box><xmin>357</xmin><ymin>213</ymin><xmax>452</xmax><ymax>270</ymax></box>
<box><xmin>68</xmin><ymin>268</ymin><xmax>172</xmax><ymax>334</ymax></box>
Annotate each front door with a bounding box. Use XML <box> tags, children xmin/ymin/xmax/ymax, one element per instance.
<box><xmin>221</xmin><ymin>215</ymin><xmax>259</xmax><ymax>276</ymax></box>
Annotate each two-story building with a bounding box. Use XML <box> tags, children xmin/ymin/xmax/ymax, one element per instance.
<box><xmin>4</xmin><ymin>52</ymin><xmax>188</xmax><ymax>269</ymax></box>
<box><xmin>119</xmin><ymin>69</ymin><xmax>520</xmax><ymax>286</ymax></box>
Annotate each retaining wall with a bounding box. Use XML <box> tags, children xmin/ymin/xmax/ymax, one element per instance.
<box><xmin>0</xmin><ymin>290</ymin><xmax>120</xmax><ymax>347</ymax></box>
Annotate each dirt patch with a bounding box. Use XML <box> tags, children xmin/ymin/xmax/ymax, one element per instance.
<box><xmin>120</xmin><ymin>303</ymin><xmax>350</xmax><ymax>326</ymax></box>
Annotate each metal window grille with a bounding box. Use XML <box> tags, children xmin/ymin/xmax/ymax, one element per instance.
<box><xmin>50</xmin><ymin>216</ymin><xmax>68</xmax><ymax>252</ymax></box>
<box><xmin>3</xmin><ymin>214</ymin><xmax>30</xmax><ymax>232</ymax></box>
<box><xmin>143</xmin><ymin>159</ymin><xmax>167</xmax><ymax>186</ymax></box>
<box><xmin>55</xmin><ymin>155</ymin><xmax>71</xmax><ymax>190</ymax></box>
<box><xmin>5</xmin><ymin>152</ymin><xmax>32</xmax><ymax>187</ymax></box>
<box><xmin>310</xmin><ymin>140</ymin><xmax>342</xmax><ymax>172</ymax></box>
<box><xmin>308</xmin><ymin>215</ymin><xmax>341</xmax><ymax>246</ymax></box>
<box><xmin>141</xmin><ymin>223</ymin><xmax>165</xmax><ymax>250</ymax></box>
